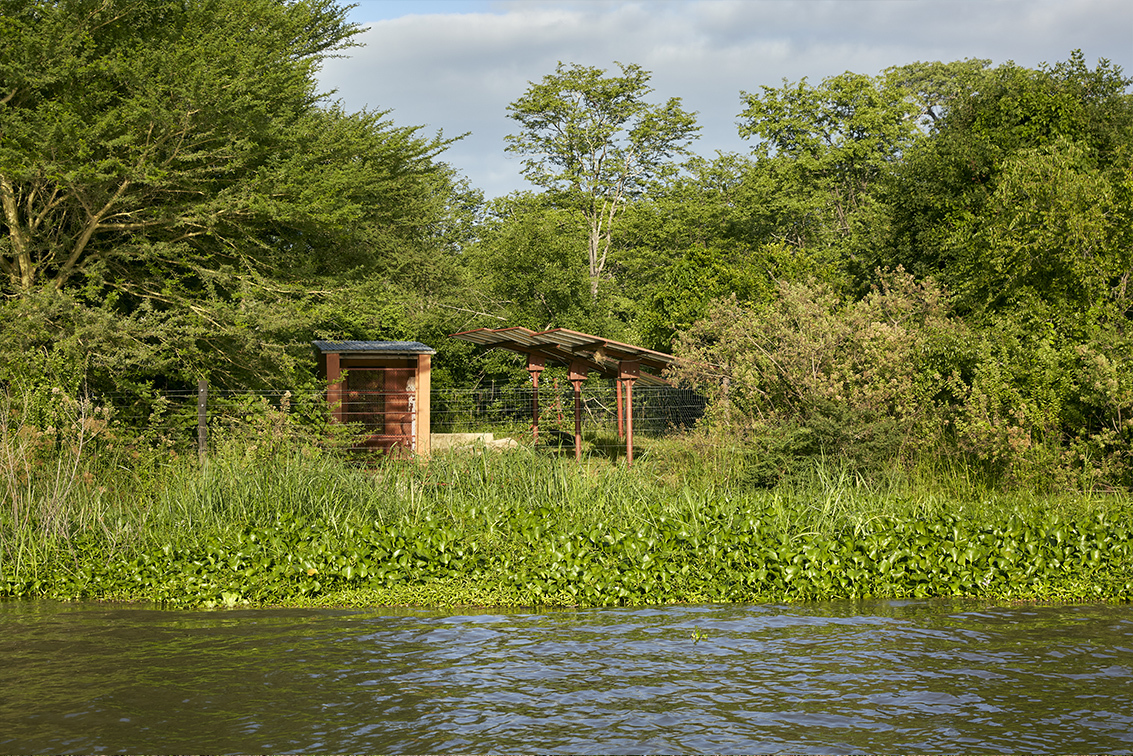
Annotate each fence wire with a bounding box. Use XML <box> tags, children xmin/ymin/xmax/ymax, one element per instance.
<box><xmin>49</xmin><ymin>381</ymin><xmax>706</xmax><ymax>453</ymax></box>
<box><xmin>433</xmin><ymin>383</ymin><xmax>707</xmax><ymax>437</ymax></box>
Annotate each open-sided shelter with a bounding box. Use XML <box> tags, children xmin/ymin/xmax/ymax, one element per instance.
<box><xmin>313</xmin><ymin>340</ymin><xmax>434</xmax><ymax>456</ymax></box>
<box><xmin>449</xmin><ymin>327</ymin><xmax>681</xmax><ymax>465</ymax></box>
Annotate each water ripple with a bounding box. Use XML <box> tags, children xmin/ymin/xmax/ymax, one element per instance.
<box><xmin>0</xmin><ymin>599</ymin><xmax>1131</xmax><ymax>753</ymax></box>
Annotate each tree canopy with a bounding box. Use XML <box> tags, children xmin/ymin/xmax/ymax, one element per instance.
<box><xmin>883</xmin><ymin>51</ymin><xmax>1133</xmax><ymax>322</ymax></box>
<box><xmin>0</xmin><ymin>0</ymin><xmax>462</xmax><ymax>299</ymax></box>
<box><xmin>0</xmin><ymin>0</ymin><xmax>471</xmax><ymax>391</ymax></box>
<box><xmin>505</xmin><ymin>62</ymin><xmax>699</xmax><ymax>297</ymax></box>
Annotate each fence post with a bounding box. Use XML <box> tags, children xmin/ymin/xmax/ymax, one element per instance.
<box><xmin>197</xmin><ymin>378</ymin><xmax>208</xmax><ymax>462</ymax></box>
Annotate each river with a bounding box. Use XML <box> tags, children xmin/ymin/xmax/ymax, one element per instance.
<box><xmin>1</xmin><ymin>598</ymin><xmax>1130</xmax><ymax>753</ymax></box>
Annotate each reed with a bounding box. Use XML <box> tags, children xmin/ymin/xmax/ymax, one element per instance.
<box><xmin>0</xmin><ymin>391</ymin><xmax>118</xmax><ymax>580</ymax></box>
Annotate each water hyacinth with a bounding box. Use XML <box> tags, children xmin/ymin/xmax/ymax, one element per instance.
<box><xmin>3</xmin><ymin>433</ymin><xmax>1131</xmax><ymax>608</ymax></box>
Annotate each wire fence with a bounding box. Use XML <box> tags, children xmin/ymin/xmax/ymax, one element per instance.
<box><xmin>433</xmin><ymin>383</ymin><xmax>706</xmax><ymax>437</ymax></box>
<box><xmin>37</xmin><ymin>381</ymin><xmax>707</xmax><ymax>455</ymax></box>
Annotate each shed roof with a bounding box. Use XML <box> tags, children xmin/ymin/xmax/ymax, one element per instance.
<box><xmin>312</xmin><ymin>340</ymin><xmax>435</xmax><ymax>355</ymax></box>
<box><xmin>450</xmin><ymin>327</ymin><xmax>678</xmax><ymax>386</ymax></box>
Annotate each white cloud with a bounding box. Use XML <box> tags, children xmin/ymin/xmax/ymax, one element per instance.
<box><xmin>318</xmin><ymin>0</ymin><xmax>1133</xmax><ymax>198</ymax></box>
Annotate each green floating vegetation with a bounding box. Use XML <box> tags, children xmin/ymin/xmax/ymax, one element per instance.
<box><xmin>2</xmin><ymin>443</ymin><xmax>1131</xmax><ymax>609</ymax></box>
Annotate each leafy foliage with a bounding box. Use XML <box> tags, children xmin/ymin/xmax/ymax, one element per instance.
<box><xmin>465</xmin><ymin>193</ymin><xmax>591</xmax><ymax>332</ymax></box>
<box><xmin>737</xmin><ymin>70</ymin><xmax>918</xmax><ymax>273</ymax></box>
<box><xmin>673</xmin><ymin>269</ymin><xmax>958</xmax><ymax>472</ymax></box>
<box><xmin>3</xmin><ymin>437</ymin><xmax>1131</xmax><ymax>607</ymax></box>
<box><xmin>613</xmin><ymin>154</ymin><xmax>816</xmax><ymax>350</ymax></box>
<box><xmin>3</xmin><ymin>0</ymin><xmax>359</xmax><ymax>291</ymax></box>
<box><xmin>947</xmin><ymin>137</ymin><xmax>1131</xmax><ymax>326</ymax></box>
<box><xmin>0</xmin><ymin>0</ymin><xmax>474</xmax><ymax>395</ymax></box>
<box><xmin>885</xmin><ymin>51</ymin><xmax>1133</xmax><ymax>297</ymax></box>
<box><xmin>506</xmin><ymin>62</ymin><xmax>699</xmax><ymax>297</ymax></box>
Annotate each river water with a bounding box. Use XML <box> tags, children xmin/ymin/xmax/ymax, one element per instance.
<box><xmin>1</xmin><ymin>598</ymin><xmax>1131</xmax><ymax>754</ymax></box>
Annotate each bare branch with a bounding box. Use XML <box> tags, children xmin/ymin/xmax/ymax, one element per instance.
<box><xmin>52</xmin><ymin>178</ymin><xmax>132</xmax><ymax>290</ymax></box>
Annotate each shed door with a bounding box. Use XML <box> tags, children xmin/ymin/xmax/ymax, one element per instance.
<box><xmin>346</xmin><ymin>367</ymin><xmax>415</xmax><ymax>451</ymax></box>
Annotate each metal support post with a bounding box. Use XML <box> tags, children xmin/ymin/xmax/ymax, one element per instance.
<box><xmin>616</xmin><ymin>378</ymin><xmax>624</xmax><ymax>439</ymax></box>
<box><xmin>569</xmin><ymin>361</ymin><xmax>588</xmax><ymax>462</ymax></box>
<box><xmin>619</xmin><ymin>360</ymin><xmax>640</xmax><ymax>467</ymax></box>
<box><xmin>527</xmin><ymin>354</ymin><xmax>545</xmax><ymax>445</ymax></box>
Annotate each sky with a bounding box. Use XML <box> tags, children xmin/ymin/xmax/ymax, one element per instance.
<box><xmin>316</xmin><ymin>0</ymin><xmax>1133</xmax><ymax>198</ymax></box>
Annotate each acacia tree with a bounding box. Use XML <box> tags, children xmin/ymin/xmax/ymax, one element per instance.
<box><xmin>0</xmin><ymin>0</ymin><xmax>468</xmax><ymax>393</ymax></box>
<box><xmin>505</xmin><ymin>62</ymin><xmax>699</xmax><ymax>297</ymax></box>
<box><xmin>0</xmin><ymin>0</ymin><xmax>453</xmax><ymax>296</ymax></box>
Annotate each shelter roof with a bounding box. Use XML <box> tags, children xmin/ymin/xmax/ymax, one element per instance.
<box><xmin>312</xmin><ymin>340</ymin><xmax>436</xmax><ymax>356</ymax></box>
<box><xmin>450</xmin><ymin>327</ymin><xmax>678</xmax><ymax>386</ymax></box>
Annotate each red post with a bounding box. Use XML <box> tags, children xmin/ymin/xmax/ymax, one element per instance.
<box><xmin>616</xmin><ymin>378</ymin><xmax>624</xmax><ymax>439</ymax></box>
<box><xmin>326</xmin><ymin>352</ymin><xmax>344</xmax><ymax>423</ymax></box>
<box><xmin>527</xmin><ymin>354</ymin><xmax>545</xmax><ymax>445</ymax></box>
<box><xmin>569</xmin><ymin>361</ymin><xmax>588</xmax><ymax>462</ymax></box>
<box><xmin>619</xmin><ymin>360</ymin><xmax>640</xmax><ymax>467</ymax></box>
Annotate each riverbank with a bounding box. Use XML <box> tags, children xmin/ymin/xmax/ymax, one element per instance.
<box><xmin>3</xmin><ymin>439</ymin><xmax>1131</xmax><ymax>608</ymax></box>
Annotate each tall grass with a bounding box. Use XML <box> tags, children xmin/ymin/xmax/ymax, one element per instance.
<box><xmin>1</xmin><ymin>391</ymin><xmax>119</xmax><ymax>578</ymax></box>
<box><xmin>4</xmin><ymin>391</ymin><xmax>1131</xmax><ymax>595</ymax></box>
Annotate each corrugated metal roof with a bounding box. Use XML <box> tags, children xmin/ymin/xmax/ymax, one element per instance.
<box><xmin>532</xmin><ymin>329</ymin><xmax>679</xmax><ymax>364</ymax></box>
<box><xmin>453</xmin><ymin>327</ymin><xmax>542</xmax><ymax>348</ymax></box>
<box><xmin>449</xmin><ymin>327</ymin><xmax>679</xmax><ymax>385</ymax></box>
<box><xmin>312</xmin><ymin>340</ymin><xmax>436</xmax><ymax>355</ymax></box>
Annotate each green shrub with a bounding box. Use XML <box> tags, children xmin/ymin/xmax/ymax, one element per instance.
<box><xmin>674</xmin><ymin>267</ymin><xmax>1133</xmax><ymax>490</ymax></box>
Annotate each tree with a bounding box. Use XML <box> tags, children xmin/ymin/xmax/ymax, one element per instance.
<box><xmin>0</xmin><ymin>0</ymin><xmax>467</xmax><ymax>393</ymax></box>
<box><xmin>505</xmin><ymin>62</ymin><xmax>699</xmax><ymax>297</ymax></box>
<box><xmin>947</xmin><ymin>137</ymin><xmax>1130</xmax><ymax>325</ymax></box>
<box><xmin>884</xmin><ymin>52</ymin><xmax>1133</xmax><ymax>293</ymax></box>
<box><xmin>884</xmin><ymin>58</ymin><xmax>993</xmax><ymax>128</ymax></box>
<box><xmin>611</xmin><ymin>153</ymin><xmax>811</xmax><ymax>350</ymax></box>
<box><xmin>0</xmin><ymin>0</ymin><xmax>454</xmax><ymax>297</ymax></box>
<box><xmin>737</xmin><ymin>70</ymin><xmax>919</xmax><ymax>259</ymax></box>
<box><xmin>468</xmin><ymin>193</ymin><xmax>591</xmax><ymax>332</ymax></box>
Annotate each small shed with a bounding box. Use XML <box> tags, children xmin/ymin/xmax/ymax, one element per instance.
<box><xmin>313</xmin><ymin>340</ymin><xmax>435</xmax><ymax>457</ymax></box>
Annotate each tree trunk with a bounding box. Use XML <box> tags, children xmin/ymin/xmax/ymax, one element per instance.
<box><xmin>0</xmin><ymin>174</ymin><xmax>35</xmax><ymax>291</ymax></box>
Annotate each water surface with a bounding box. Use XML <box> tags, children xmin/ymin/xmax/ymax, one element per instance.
<box><xmin>1</xmin><ymin>599</ymin><xmax>1131</xmax><ymax>753</ymax></box>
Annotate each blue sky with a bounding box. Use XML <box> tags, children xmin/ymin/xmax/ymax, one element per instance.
<box><xmin>318</xmin><ymin>0</ymin><xmax>1133</xmax><ymax>198</ymax></box>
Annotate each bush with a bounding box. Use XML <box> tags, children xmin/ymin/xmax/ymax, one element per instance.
<box><xmin>673</xmin><ymin>268</ymin><xmax>957</xmax><ymax>476</ymax></box>
<box><xmin>673</xmin><ymin>267</ymin><xmax>1133</xmax><ymax>490</ymax></box>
